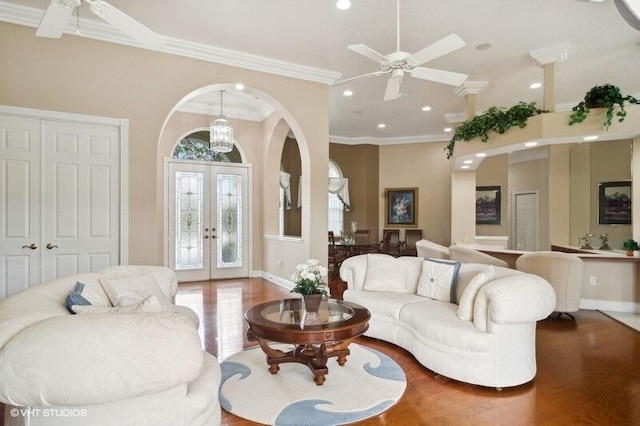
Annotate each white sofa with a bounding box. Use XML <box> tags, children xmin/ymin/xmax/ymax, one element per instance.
<box><xmin>0</xmin><ymin>266</ymin><xmax>221</xmax><ymax>426</ymax></box>
<box><xmin>340</xmin><ymin>254</ymin><xmax>555</xmax><ymax>388</ymax></box>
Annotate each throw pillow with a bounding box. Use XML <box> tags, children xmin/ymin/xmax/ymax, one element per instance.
<box><xmin>362</xmin><ymin>254</ymin><xmax>409</xmax><ymax>293</ymax></box>
<box><xmin>65</xmin><ymin>281</ymin><xmax>92</xmax><ymax>313</ymax></box>
<box><xmin>99</xmin><ymin>273</ymin><xmax>176</xmax><ymax>312</ymax></box>
<box><xmin>457</xmin><ymin>266</ymin><xmax>496</xmax><ymax>320</ymax></box>
<box><xmin>72</xmin><ymin>294</ymin><xmax>164</xmax><ymax>314</ymax></box>
<box><xmin>416</xmin><ymin>258</ymin><xmax>461</xmax><ymax>302</ymax></box>
<box><xmin>454</xmin><ymin>263</ymin><xmax>494</xmax><ymax>303</ymax></box>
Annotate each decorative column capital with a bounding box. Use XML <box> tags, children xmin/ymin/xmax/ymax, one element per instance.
<box><xmin>530</xmin><ymin>42</ymin><xmax>571</xmax><ymax>65</ymax></box>
<box><xmin>454</xmin><ymin>81</ymin><xmax>489</xmax><ymax>97</ymax></box>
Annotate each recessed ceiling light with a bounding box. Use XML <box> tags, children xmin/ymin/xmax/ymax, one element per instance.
<box><xmin>343</xmin><ymin>90</ymin><xmax>353</xmax><ymax>97</ymax></box>
<box><xmin>336</xmin><ymin>0</ymin><xmax>351</xmax><ymax>10</ymax></box>
<box><xmin>529</xmin><ymin>82</ymin><xmax>542</xmax><ymax>89</ymax></box>
<box><xmin>444</xmin><ymin>127</ymin><xmax>452</xmax><ymax>133</ymax></box>
<box><xmin>476</xmin><ymin>43</ymin><xmax>492</xmax><ymax>51</ymax></box>
<box><xmin>461</xmin><ymin>165</ymin><xmax>470</xmax><ymax>169</ymax></box>
<box><xmin>421</xmin><ymin>105</ymin><xmax>432</xmax><ymax>112</ymax></box>
<box><xmin>583</xmin><ymin>135</ymin><xmax>599</xmax><ymax>141</ymax></box>
<box><xmin>235</xmin><ymin>83</ymin><xmax>245</xmax><ymax>90</ymax></box>
<box><xmin>377</xmin><ymin>123</ymin><xmax>386</xmax><ymax>128</ymax></box>
<box><xmin>525</xmin><ymin>141</ymin><xmax>538</xmax><ymax>147</ymax></box>
<box><xmin>463</xmin><ymin>160</ymin><xmax>473</xmax><ymax>164</ymax></box>
<box><xmin>475</xmin><ymin>153</ymin><xmax>487</xmax><ymax>157</ymax></box>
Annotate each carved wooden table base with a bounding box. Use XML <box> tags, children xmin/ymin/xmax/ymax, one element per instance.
<box><xmin>247</xmin><ymin>329</ymin><xmax>355</xmax><ymax>385</ymax></box>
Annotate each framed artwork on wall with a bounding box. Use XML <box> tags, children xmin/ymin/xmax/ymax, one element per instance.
<box><xmin>598</xmin><ymin>181</ymin><xmax>631</xmax><ymax>225</ymax></box>
<box><xmin>385</xmin><ymin>188</ymin><xmax>418</xmax><ymax>226</ymax></box>
<box><xmin>476</xmin><ymin>186</ymin><xmax>501</xmax><ymax>225</ymax></box>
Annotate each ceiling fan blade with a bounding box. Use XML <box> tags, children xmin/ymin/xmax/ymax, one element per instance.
<box><xmin>409</xmin><ymin>33</ymin><xmax>466</xmax><ymax>66</ymax></box>
<box><xmin>331</xmin><ymin>70</ymin><xmax>390</xmax><ymax>85</ymax></box>
<box><xmin>36</xmin><ymin>0</ymin><xmax>79</xmax><ymax>38</ymax></box>
<box><xmin>410</xmin><ymin>67</ymin><xmax>467</xmax><ymax>86</ymax></box>
<box><xmin>87</xmin><ymin>0</ymin><xmax>165</xmax><ymax>48</ymax></box>
<box><xmin>348</xmin><ymin>44</ymin><xmax>389</xmax><ymax>64</ymax></box>
<box><xmin>383</xmin><ymin>73</ymin><xmax>403</xmax><ymax>101</ymax></box>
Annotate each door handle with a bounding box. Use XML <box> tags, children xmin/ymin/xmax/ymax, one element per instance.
<box><xmin>22</xmin><ymin>243</ymin><xmax>38</xmax><ymax>250</ymax></box>
<box><xmin>46</xmin><ymin>243</ymin><xmax>59</xmax><ymax>250</ymax></box>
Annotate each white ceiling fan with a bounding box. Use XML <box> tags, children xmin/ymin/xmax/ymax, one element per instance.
<box><xmin>335</xmin><ymin>0</ymin><xmax>468</xmax><ymax>101</ymax></box>
<box><xmin>36</xmin><ymin>0</ymin><xmax>164</xmax><ymax>49</ymax></box>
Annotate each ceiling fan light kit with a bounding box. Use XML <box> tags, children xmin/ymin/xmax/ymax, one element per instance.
<box><xmin>336</xmin><ymin>0</ymin><xmax>468</xmax><ymax>101</ymax></box>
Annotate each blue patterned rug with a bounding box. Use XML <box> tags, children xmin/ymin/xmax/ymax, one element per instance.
<box><xmin>219</xmin><ymin>343</ymin><xmax>406</xmax><ymax>425</ymax></box>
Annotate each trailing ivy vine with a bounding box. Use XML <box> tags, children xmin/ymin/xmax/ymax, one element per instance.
<box><xmin>568</xmin><ymin>84</ymin><xmax>638</xmax><ymax>129</ymax></box>
<box><xmin>445</xmin><ymin>102</ymin><xmax>544</xmax><ymax>159</ymax></box>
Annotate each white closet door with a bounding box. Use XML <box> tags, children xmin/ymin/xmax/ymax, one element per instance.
<box><xmin>0</xmin><ymin>117</ymin><xmax>41</xmax><ymax>298</ymax></box>
<box><xmin>41</xmin><ymin>121</ymin><xmax>121</xmax><ymax>281</ymax></box>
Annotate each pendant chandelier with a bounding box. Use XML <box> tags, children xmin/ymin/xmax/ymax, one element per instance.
<box><xmin>209</xmin><ymin>90</ymin><xmax>234</xmax><ymax>153</ymax></box>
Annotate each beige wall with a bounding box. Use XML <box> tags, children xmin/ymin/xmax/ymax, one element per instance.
<box><xmin>329</xmin><ymin>144</ymin><xmax>379</xmax><ymax>242</ymax></box>
<box><xmin>378</xmin><ymin>142</ymin><xmax>451</xmax><ymax>245</ymax></box>
<box><xmin>281</xmin><ymin>137</ymin><xmax>302</xmax><ymax>236</ymax></box>
<box><xmin>1</xmin><ymin>22</ymin><xmax>329</xmax><ymax>278</ymax></box>
<box><xmin>476</xmin><ymin>154</ymin><xmax>509</xmax><ymax>238</ymax></box>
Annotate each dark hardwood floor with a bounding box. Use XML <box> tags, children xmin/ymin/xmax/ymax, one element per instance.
<box><xmin>2</xmin><ymin>277</ymin><xmax>638</xmax><ymax>425</ymax></box>
<box><xmin>178</xmin><ymin>277</ymin><xmax>640</xmax><ymax>426</ymax></box>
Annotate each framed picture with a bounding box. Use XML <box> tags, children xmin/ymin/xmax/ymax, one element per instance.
<box><xmin>476</xmin><ymin>186</ymin><xmax>501</xmax><ymax>225</ymax></box>
<box><xmin>598</xmin><ymin>181</ymin><xmax>631</xmax><ymax>225</ymax></box>
<box><xmin>385</xmin><ymin>188</ymin><xmax>418</xmax><ymax>226</ymax></box>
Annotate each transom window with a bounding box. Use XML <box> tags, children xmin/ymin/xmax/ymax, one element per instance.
<box><xmin>173</xmin><ymin>130</ymin><xmax>241</xmax><ymax>163</ymax></box>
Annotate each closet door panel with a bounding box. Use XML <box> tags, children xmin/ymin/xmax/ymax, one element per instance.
<box><xmin>42</xmin><ymin>121</ymin><xmax>120</xmax><ymax>281</ymax></box>
<box><xmin>0</xmin><ymin>117</ymin><xmax>41</xmax><ymax>298</ymax></box>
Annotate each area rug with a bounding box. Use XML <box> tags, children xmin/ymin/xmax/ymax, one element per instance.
<box><xmin>219</xmin><ymin>343</ymin><xmax>406</xmax><ymax>426</ymax></box>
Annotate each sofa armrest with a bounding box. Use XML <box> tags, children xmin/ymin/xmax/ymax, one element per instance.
<box><xmin>339</xmin><ymin>255</ymin><xmax>368</xmax><ymax>290</ymax></box>
<box><xmin>0</xmin><ymin>312</ymin><xmax>203</xmax><ymax>407</ymax></box>
<box><xmin>473</xmin><ymin>273</ymin><xmax>556</xmax><ymax>332</ymax></box>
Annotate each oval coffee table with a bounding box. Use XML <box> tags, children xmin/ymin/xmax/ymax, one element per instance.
<box><xmin>245</xmin><ymin>298</ymin><xmax>370</xmax><ymax>385</ymax></box>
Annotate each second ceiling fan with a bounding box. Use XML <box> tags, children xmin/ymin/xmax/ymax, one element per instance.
<box><xmin>337</xmin><ymin>0</ymin><xmax>468</xmax><ymax>101</ymax></box>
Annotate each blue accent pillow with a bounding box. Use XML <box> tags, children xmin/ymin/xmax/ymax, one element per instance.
<box><xmin>65</xmin><ymin>281</ymin><xmax>92</xmax><ymax>314</ymax></box>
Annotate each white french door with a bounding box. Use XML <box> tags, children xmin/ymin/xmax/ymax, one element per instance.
<box><xmin>0</xmin><ymin>112</ymin><xmax>122</xmax><ymax>299</ymax></box>
<box><xmin>168</xmin><ymin>161</ymin><xmax>249</xmax><ymax>281</ymax></box>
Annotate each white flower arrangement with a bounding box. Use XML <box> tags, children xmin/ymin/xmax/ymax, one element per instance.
<box><xmin>290</xmin><ymin>259</ymin><xmax>329</xmax><ymax>296</ymax></box>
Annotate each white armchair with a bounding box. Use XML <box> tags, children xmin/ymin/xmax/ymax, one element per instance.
<box><xmin>415</xmin><ymin>239</ymin><xmax>450</xmax><ymax>259</ymax></box>
<box><xmin>449</xmin><ymin>245</ymin><xmax>509</xmax><ymax>268</ymax></box>
<box><xmin>516</xmin><ymin>251</ymin><xmax>584</xmax><ymax>319</ymax></box>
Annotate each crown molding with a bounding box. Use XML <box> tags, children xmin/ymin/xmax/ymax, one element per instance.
<box><xmin>0</xmin><ymin>1</ymin><xmax>342</xmax><ymax>84</ymax></box>
<box><xmin>529</xmin><ymin>42</ymin><xmax>571</xmax><ymax>65</ymax></box>
<box><xmin>329</xmin><ymin>134</ymin><xmax>449</xmax><ymax>145</ymax></box>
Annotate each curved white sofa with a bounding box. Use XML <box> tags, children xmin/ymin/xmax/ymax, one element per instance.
<box><xmin>340</xmin><ymin>254</ymin><xmax>555</xmax><ymax>388</ymax></box>
<box><xmin>0</xmin><ymin>266</ymin><xmax>221</xmax><ymax>426</ymax></box>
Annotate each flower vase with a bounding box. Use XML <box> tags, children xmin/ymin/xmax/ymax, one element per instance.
<box><xmin>303</xmin><ymin>294</ymin><xmax>323</xmax><ymax>313</ymax></box>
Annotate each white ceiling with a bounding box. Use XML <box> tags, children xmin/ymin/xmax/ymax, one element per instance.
<box><xmin>2</xmin><ymin>0</ymin><xmax>640</xmax><ymax>143</ymax></box>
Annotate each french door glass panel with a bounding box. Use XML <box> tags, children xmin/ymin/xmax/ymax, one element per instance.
<box><xmin>169</xmin><ymin>162</ymin><xmax>248</xmax><ymax>281</ymax></box>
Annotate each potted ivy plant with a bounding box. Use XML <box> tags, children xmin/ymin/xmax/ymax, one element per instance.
<box><xmin>291</xmin><ymin>259</ymin><xmax>329</xmax><ymax>312</ymax></box>
<box><xmin>568</xmin><ymin>84</ymin><xmax>639</xmax><ymax>129</ymax></box>
<box><xmin>622</xmin><ymin>238</ymin><xmax>639</xmax><ymax>256</ymax></box>
<box><xmin>445</xmin><ymin>102</ymin><xmax>544</xmax><ymax>159</ymax></box>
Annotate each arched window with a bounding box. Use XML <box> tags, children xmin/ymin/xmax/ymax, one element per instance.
<box><xmin>173</xmin><ymin>130</ymin><xmax>241</xmax><ymax>163</ymax></box>
<box><xmin>328</xmin><ymin>160</ymin><xmax>344</xmax><ymax>236</ymax></box>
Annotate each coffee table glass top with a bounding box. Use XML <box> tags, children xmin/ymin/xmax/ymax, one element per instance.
<box><xmin>260</xmin><ymin>298</ymin><xmax>354</xmax><ymax>327</ymax></box>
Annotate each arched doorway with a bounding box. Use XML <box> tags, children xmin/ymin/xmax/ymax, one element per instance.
<box><xmin>167</xmin><ymin>130</ymin><xmax>251</xmax><ymax>282</ymax></box>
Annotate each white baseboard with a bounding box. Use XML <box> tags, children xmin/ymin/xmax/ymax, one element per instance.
<box><xmin>580</xmin><ymin>298</ymin><xmax>640</xmax><ymax>313</ymax></box>
<box><xmin>261</xmin><ymin>272</ymin><xmax>295</xmax><ymax>291</ymax></box>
